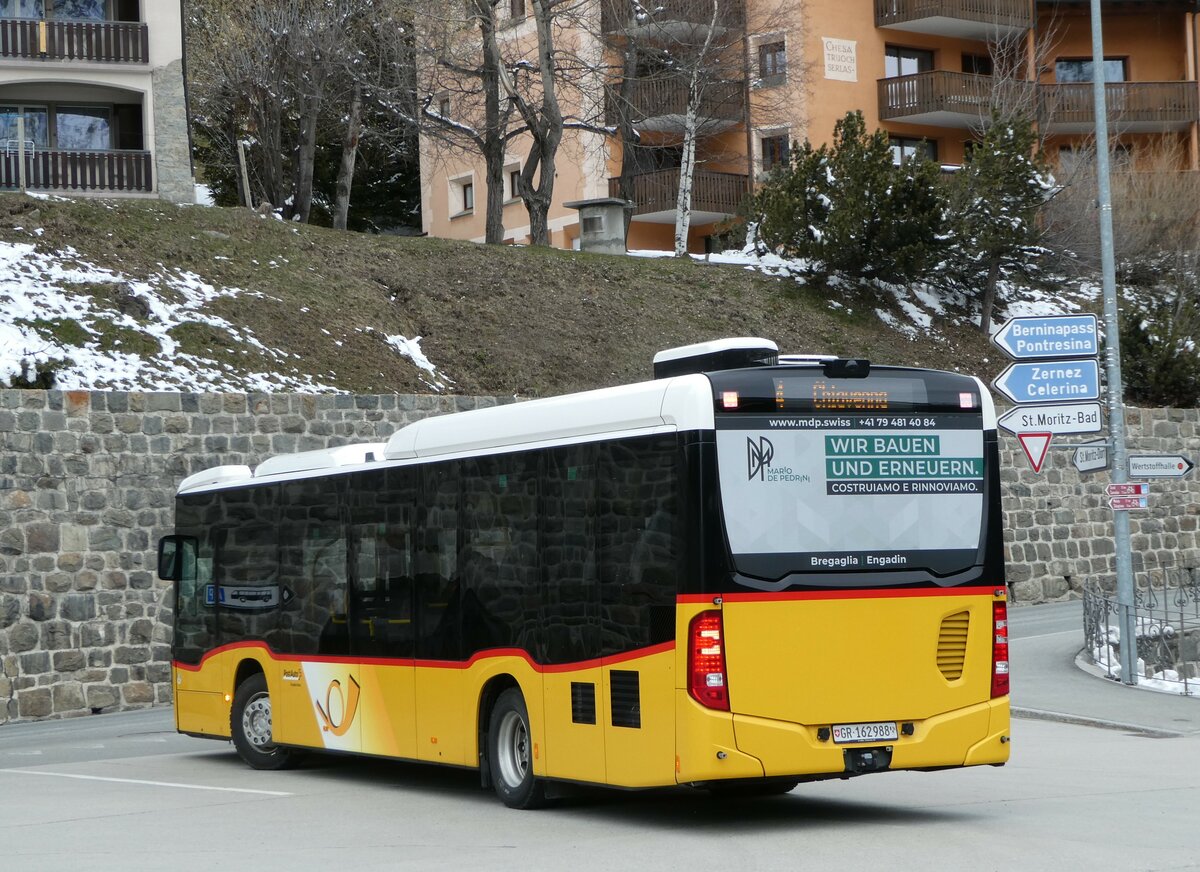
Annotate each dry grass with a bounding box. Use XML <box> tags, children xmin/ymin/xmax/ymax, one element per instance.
<box><xmin>0</xmin><ymin>194</ymin><xmax>1004</xmax><ymax>396</ymax></box>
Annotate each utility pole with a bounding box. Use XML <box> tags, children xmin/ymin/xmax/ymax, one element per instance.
<box><xmin>1088</xmin><ymin>0</ymin><xmax>1137</xmax><ymax>684</ymax></box>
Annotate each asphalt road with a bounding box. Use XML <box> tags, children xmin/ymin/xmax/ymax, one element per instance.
<box><xmin>1</xmin><ymin>601</ymin><xmax>1197</xmax><ymax>872</ymax></box>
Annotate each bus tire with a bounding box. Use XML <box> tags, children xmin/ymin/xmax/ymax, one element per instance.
<box><xmin>487</xmin><ymin>688</ymin><xmax>546</xmax><ymax>809</ymax></box>
<box><xmin>231</xmin><ymin>673</ymin><xmax>300</xmax><ymax>771</ymax></box>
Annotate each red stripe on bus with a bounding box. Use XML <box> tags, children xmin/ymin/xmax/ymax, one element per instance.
<box><xmin>715</xmin><ymin>585</ymin><xmax>1001</xmax><ymax>604</ymax></box>
<box><xmin>173</xmin><ymin>640</ymin><xmax>675</xmax><ymax>675</ymax></box>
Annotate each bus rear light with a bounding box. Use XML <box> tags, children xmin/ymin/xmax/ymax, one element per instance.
<box><xmin>722</xmin><ymin>391</ymin><xmax>739</xmax><ymax>409</ymax></box>
<box><xmin>689</xmin><ymin>611</ymin><xmax>730</xmax><ymax>711</ymax></box>
<box><xmin>991</xmin><ymin>600</ymin><xmax>1009</xmax><ymax>698</ymax></box>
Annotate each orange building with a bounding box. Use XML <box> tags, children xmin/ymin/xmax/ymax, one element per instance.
<box><xmin>419</xmin><ymin>0</ymin><xmax>1200</xmax><ymax>253</ymax></box>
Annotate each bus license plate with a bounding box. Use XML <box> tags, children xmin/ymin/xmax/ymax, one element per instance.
<box><xmin>831</xmin><ymin>722</ymin><xmax>898</xmax><ymax>744</ymax></box>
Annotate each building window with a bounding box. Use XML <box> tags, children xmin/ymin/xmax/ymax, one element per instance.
<box><xmin>438</xmin><ymin>97</ymin><xmax>451</xmax><ymax>117</ymax></box>
<box><xmin>962</xmin><ymin>53</ymin><xmax>992</xmax><ymax>76</ymax></box>
<box><xmin>1055</xmin><ymin>57</ymin><xmax>1127</xmax><ymax>83</ymax></box>
<box><xmin>0</xmin><ymin>0</ymin><xmax>109</xmax><ymax>19</ymax></box>
<box><xmin>885</xmin><ymin>45</ymin><xmax>933</xmax><ymax>78</ymax></box>
<box><xmin>510</xmin><ymin>0</ymin><xmax>525</xmax><ymax>17</ymax></box>
<box><xmin>0</xmin><ymin>105</ymin><xmax>50</xmax><ymax>147</ymax></box>
<box><xmin>509</xmin><ymin>169</ymin><xmax>521</xmax><ymax>200</ymax></box>
<box><xmin>761</xmin><ymin>135</ymin><xmax>789</xmax><ymax>172</ymax></box>
<box><xmin>462</xmin><ymin>182</ymin><xmax>474</xmax><ymax>212</ymax></box>
<box><xmin>758</xmin><ymin>41</ymin><xmax>786</xmax><ymax>86</ymax></box>
<box><xmin>889</xmin><ymin>136</ymin><xmax>937</xmax><ymax>165</ymax></box>
<box><xmin>56</xmin><ymin>106</ymin><xmax>111</xmax><ymax>150</ymax></box>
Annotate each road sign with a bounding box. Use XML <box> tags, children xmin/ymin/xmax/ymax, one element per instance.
<box><xmin>1017</xmin><ymin>432</ymin><xmax>1053</xmax><ymax>472</ymax></box>
<box><xmin>1106</xmin><ymin>483</ymin><xmax>1149</xmax><ymax>497</ymax></box>
<box><xmin>992</xmin><ymin>359</ymin><xmax>1100</xmax><ymax>405</ymax></box>
<box><xmin>1072</xmin><ymin>440</ymin><xmax>1110</xmax><ymax>473</ymax></box>
<box><xmin>997</xmin><ymin>402</ymin><xmax>1103</xmax><ymax>436</ymax></box>
<box><xmin>1128</xmin><ymin>454</ymin><xmax>1195</xmax><ymax>478</ymax></box>
<box><xmin>991</xmin><ymin>314</ymin><xmax>1100</xmax><ymax>360</ymax></box>
<box><xmin>1109</xmin><ymin>496</ymin><xmax>1148</xmax><ymax>511</ymax></box>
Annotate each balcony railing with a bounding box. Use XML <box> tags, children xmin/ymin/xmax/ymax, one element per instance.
<box><xmin>878</xmin><ymin>71</ymin><xmax>1033</xmax><ymax>127</ymax></box>
<box><xmin>0</xmin><ymin>149</ymin><xmax>153</xmax><ymax>194</ymax></box>
<box><xmin>602</xmin><ymin>0</ymin><xmax>746</xmax><ymax>36</ymax></box>
<box><xmin>609</xmin><ymin>169</ymin><xmax>748</xmax><ymax>218</ymax></box>
<box><xmin>0</xmin><ymin>18</ymin><xmax>149</xmax><ymax>64</ymax></box>
<box><xmin>875</xmin><ymin>0</ymin><xmax>1033</xmax><ymax>37</ymax></box>
<box><xmin>1040</xmin><ymin>82</ymin><xmax>1200</xmax><ymax>133</ymax></box>
<box><xmin>609</xmin><ymin>78</ymin><xmax>746</xmax><ymax>133</ymax></box>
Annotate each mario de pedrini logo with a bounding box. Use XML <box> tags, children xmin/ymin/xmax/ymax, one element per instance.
<box><xmin>747</xmin><ymin>436</ymin><xmax>774</xmax><ymax>480</ymax></box>
<box><xmin>746</xmin><ymin>435</ymin><xmax>811</xmax><ymax>484</ymax></box>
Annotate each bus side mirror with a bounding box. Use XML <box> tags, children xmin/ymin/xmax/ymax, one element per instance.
<box><xmin>158</xmin><ymin>535</ymin><xmax>195</xmax><ymax>581</ymax></box>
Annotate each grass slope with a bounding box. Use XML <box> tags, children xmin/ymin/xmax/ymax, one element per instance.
<box><xmin>0</xmin><ymin>194</ymin><xmax>1004</xmax><ymax>397</ymax></box>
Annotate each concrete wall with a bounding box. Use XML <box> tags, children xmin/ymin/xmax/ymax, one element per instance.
<box><xmin>1</xmin><ymin>388</ymin><xmax>1197</xmax><ymax>723</ymax></box>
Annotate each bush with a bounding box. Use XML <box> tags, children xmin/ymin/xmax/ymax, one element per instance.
<box><xmin>1119</xmin><ymin>285</ymin><xmax>1200</xmax><ymax>407</ymax></box>
<box><xmin>748</xmin><ymin>111</ymin><xmax>944</xmax><ymax>284</ymax></box>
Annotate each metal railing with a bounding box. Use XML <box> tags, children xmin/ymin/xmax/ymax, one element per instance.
<box><xmin>0</xmin><ymin>148</ymin><xmax>153</xmax><ymax>194</ymax></box>
<box><xmin>874</xmin><ymin>0</ymin><xmax>1033</xmax><ymax>29</ymax></box>
<box><xmin>601</xmin><ymin>0</ymin><xmax>745</xmax><ymax>34</ymax></box>
<box><xmin>1083</xmin><ymin>572</ymin><xmax>1200</xmax><ymax>694</ymax></box>
<box><xmin>608</xmin><ymin>169</ymin><xmax>748</xmax><ymax>217</ymax></box>
<box><xmin>0</xmin><ymin>18</ymin><xmax>149</xmax><ymax>64</ymax></box>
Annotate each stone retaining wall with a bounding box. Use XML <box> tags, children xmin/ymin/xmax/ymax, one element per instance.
<box><xmin>1</xmin><ymin>389</ymin><xmax>1197</xmax><ymax>723</ymax></box>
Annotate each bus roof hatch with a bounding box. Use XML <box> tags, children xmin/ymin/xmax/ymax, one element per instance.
<box><xmin>653</xmin><ymin>337</ymin><xmax>778</xmax><ymax>380</ymax></box>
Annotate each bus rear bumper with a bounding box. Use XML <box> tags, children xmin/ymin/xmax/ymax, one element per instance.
<box><xmin>721</xmin><ymin>698</ymin><xmax>1010</xmax><ymax>779</ymax></box>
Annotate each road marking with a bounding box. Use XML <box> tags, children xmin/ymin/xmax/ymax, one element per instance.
<box><xmin>0</xmin><ymin>769</ymin><xmax>293</xmax><ymax>796</ymax></box>
<box><xmin>1011</xmin><ymin>629</ymin><xmax>1080</xmax><ymax>640</ymax></box>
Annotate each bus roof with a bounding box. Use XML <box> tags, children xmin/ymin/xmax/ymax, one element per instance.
<box><xmin>174</xmin><ymin>358</ymin><xmax>995</xmax><ymax>497</ymax></box>
<box><xmin>176</xmin><ymin>374</ymin><xmax>716</xmax><ymax>495</ymax></box>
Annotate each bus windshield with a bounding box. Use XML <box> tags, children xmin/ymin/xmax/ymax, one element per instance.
<box><xmin>711</xmin><ymin>368</ymin><xmax>991</xmax><ymax>589</ymax></box>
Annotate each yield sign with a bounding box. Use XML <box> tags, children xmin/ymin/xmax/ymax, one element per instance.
<box><xmin>1017</xmin><ymin>432</ymin><xmax>1053</xmax><ymax>472</ymax></box>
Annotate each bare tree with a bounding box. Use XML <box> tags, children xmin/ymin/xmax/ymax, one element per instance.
<box><xmin>598</xmin><ymin>0</ymin><xmax>802</xmax><ymax>255</ymax></box>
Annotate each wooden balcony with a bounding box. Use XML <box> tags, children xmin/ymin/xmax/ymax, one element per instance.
<box><xmin>0</xmin><ymin>18</ymin><xmax>149</xmax><ymax>64</ymax></box>
<box><xmin>878</xmin><ymin>71</ymin><xmax>1034</xmax><ymax>128</ymax></box>
<box><xmin>610</xmin><ymin>78</ymin><xmax>746</xmax><ymax>135</ymax></box>
<box><xmin>875</xmin><ymin>0</ymin><xmax>1032</xmax><ymax>39</ymax></box>
<box><xmin>0</xmin><ymin>149</ymin><xmax>153</xmax><ymax>194</ymax></box>
<box><xmin>1040</xmin><ymin>82</ymin><xmax>1200</xmax><ymax>134</ymax></box>
<box><xmin>609</xmin><ymin>169</ymin><xmax>748</xmax><ymax>222</ymax></box>
<box><xmin>601</xmin><ymin>0</ymin><xmax>745</xmax><ymax>40</ymax></box>
<box><xmin>880</xmin><ymin>72</ymin><xmax>1200</xmax><ymax>133</ymax></box>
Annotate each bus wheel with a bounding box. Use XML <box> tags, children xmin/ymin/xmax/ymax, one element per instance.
<box><xmin>488</xmin><ymin>688</ymin><xmax>546</xmax><ymax>809</ymax></box>
<box><xmin>231</xmin><ymin>673</ymin><xmax>299</xmax><ymax>771</ymax></box>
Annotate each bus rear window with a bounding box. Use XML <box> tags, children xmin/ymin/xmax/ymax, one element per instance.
<box><xmin>711</xmin><ymin>368</ymin><xmax>988</xmax><ymax>587</ymax></box>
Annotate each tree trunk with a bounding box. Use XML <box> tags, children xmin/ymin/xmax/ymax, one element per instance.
<box><xmin>615</xmin><ymin>34</ymin><xmax>641</xmax><ymax>239</ymax></box>
<box><xmin>673</xmin><ymin>0</ymin><xmax>720</xmax><ymax>257</ymax></box>
<box><xmin>483</xmin><ymin>138</ymin><xmax>507</xmax><ymax>244</ymax></box>
<box><xmin>480</xmin><ymin>5</ymin><xmax>506</xmax><ymax>244</ymax></box>
<box><xmin>333</xmin><ymin>81</ymin><xmax>364</xmax><ymax>231</ymax></box>
<box><xmin>292</xmin><ymin>91</ymin><xmax>322</xmax><ymax>224</ymax></box>
<box><xmin>980</xmin><ymin>257</ymin><xmax>1001</xmax><ymax>334</ymax></box>
<box><xmin>519</xmin><ymin>0</ymin><xmax>563</xmax><ymax>247</ymax></box>
<box><xmin>674</xmin><ymin>86</ymin><xmax>699</xmax><ymax>256</ymax></box>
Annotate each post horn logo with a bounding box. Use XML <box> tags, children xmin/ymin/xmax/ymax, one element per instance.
<box><xmin>315</xmin><ymin>675</ymin><xmax>361</xmax><ymax>736</ymax></box>
<box><xmin>747</xmin><ymin>436</ymin><xmax>774</xmax><ymax>481</ymax></box>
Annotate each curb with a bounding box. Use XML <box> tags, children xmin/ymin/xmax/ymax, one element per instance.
<box><xmin>1011</xmin><ymin>706</ymin><xmax>1190</xmax><ymax>739</ymax></box>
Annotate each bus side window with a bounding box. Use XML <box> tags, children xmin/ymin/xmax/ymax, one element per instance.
<box><xmin>599</xmin><ymin>436</ymin><xmax>681</xmax><ymax>655</ymax></box>
<box><xmin>277</xmin><ymin>478</ymin><xmax>348</xmax><ymax>656</ymax></box>
<box><xmin>416</xmin><ymin>464</ymin><xmax>460</xmax><ymax>660</ymax></box>
<box><xmin>540</xmin><ymin>446</ymin><xmax>600</xmax><ymax>664</ymax></box>
<box><xmin>347</xmin><ymin>466</ymin><xmax>416</xmax><ymax>659</ymax></box>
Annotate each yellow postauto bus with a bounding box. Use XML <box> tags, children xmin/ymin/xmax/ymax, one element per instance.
<box><xmin>158</xmin><ymin>338</ymin><xmax>1010</xmax><ymax>808</ymax></box>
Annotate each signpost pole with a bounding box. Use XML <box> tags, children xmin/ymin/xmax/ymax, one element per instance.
<box><xmin>1090</xmin><ymin>0</ymin><xmax>1137</xmax><ymax>684</ymax></box>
